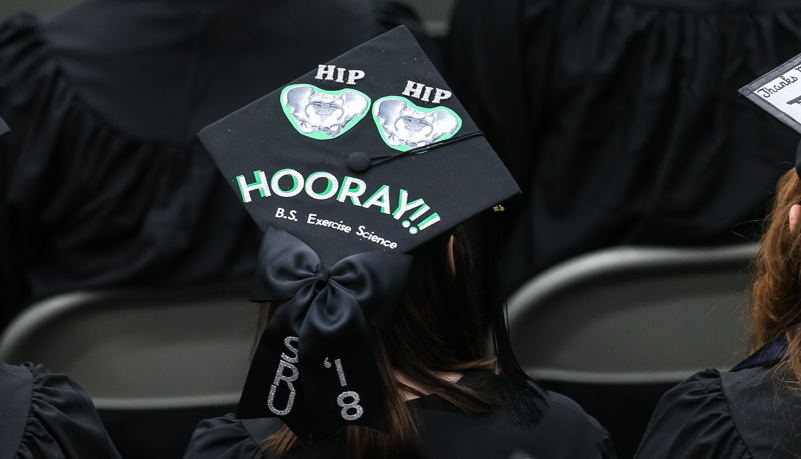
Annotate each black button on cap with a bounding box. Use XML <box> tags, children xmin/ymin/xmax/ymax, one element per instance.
<box><xmin>347</xmin><ymin>151</ymin><xmax>371</xmax><ymax>172</ymax></box>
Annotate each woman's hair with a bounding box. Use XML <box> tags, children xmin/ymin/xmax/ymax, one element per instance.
<box><xmin>260</xmin><ymin>225</ymin><xmax>501</xmax><ymax>459</ymax></box>
<box><xmin>750</xmin><ymin>168</ymin><xmax>801</xmax><ymax>389</ymax></box>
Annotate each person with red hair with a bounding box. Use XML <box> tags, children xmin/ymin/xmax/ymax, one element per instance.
<box><xmin>637</xmin><ymin>165</ymin><xmax>801</xmax><ymax>457</ymax></box>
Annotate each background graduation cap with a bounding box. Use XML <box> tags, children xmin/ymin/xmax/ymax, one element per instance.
<box><xmin>199</xmin><ymin>26</ymin><xmax>539</xmax><ymax>442</ymax></box>
<box><xmin>739</xmin><ymin>51</ymin><xmax>801</xmax><ymax>177</ymax></box>
<box><xmin>0</xmin><ymin>116</ymin><xmax>9</xmax><ymax>136</ymax></box>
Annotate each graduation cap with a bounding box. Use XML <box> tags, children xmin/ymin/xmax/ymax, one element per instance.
<box><xmin>0</xmin><ymin>116</ymin><xmax>9</xmax><ymax>136</ymax></box>
<box><xmin>739</xmin><ymin>51</ymin><xmax>801</xmax><ymax>177</ymax></box>
<box><xmin>199</xmin><ymin>26</ymin><xmax>536</xmax><ymax>442</ymax></box>
<box><xmin>200</xmin><ymin>36</ymin><xmax>517</xmax><ymax>266</ymax></box>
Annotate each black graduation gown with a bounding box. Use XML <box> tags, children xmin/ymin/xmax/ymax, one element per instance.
<box><xmin>0</xmin><ymin>361</ymin><xmax>121</xmax><ymax>459</ymax></box>
<box><xmin>0</xmin><ymin>0</ymin><xmax>430</xmax><ymax>326</ymax></box>
<box><xmin>446</xmin><ymin>0</ymin><xmax>801</xmax><ymax>297</ymax></box>
<box><xmin>636</xmin><ymin>332</ymin><xmax>801</xmax><ymax>459</ymax></box>
<box><xmin>635</xmin><ymin>366</ymin><xmax>801</xmax><ymax>458</ymax></box>
<box><xmin>183</xmin><ymin>371</ymin><xmax>617</xmax><ymax>459</ymax></box>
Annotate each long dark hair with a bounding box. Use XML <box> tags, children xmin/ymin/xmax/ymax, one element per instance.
<box><xmin>261</xmin><ymin>226</ymin><xmax>501</xmax><ymax>458</ymax></box>
<box><xmin>750</xmin><ymin>168</ymin><xmax>801</xmax><ymax>390</ymax></box>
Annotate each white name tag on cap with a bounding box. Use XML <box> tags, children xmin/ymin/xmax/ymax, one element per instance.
<box><xmin>740</xmin><ymin>51</ymin><xmax>801</xmax><ymax>134</ymax></box>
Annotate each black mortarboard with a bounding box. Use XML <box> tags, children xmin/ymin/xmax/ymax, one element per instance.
<box><xmin>0</xmin><ymin>116</ymin><xmax>9</xmax><ymax>136</ymax></box>
<box><xmin>739</xmin><ymin>51</ymin><xmax>801</xmax><ymax>177</ymax></box>
<box><xmin>199</xmin><ymin>27</ymin><xmax>518</xmax><ymax>268</ymax></box>
<box><xmin>199</xmin><ymin>26</ymin><xmax>533</xmax><ymax>441</ymax></box>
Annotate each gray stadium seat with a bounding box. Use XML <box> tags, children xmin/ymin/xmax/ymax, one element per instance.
<box><xmin>0</xmin><ymin>280</ymin><xmax>256</xmax><ymax>407</ymax></box>
<box><xmin>0</xmin><ymin>280</ymin><xmax>257</xmax><ymax>458</ymax></box>
<box><xmin>507</xmin><ymin>243</ymin><xmax>757</xmax><ymax>382</ymax></box>
<box><xmin>506</xmin><ymin>243</ymin><xmax>758</xmax><ymax>457</ymax></box>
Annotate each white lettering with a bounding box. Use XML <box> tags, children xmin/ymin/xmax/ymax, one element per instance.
<box><xmin>268</xmin><ymin>360</ymin><xmax>298</xmax><ymax>416</ymax></box>
<box><xmin>337</xmin><ymin>391</ymin><xmax>363</xmax><ymax>421</ymax></box>
<box><xmin>421</xmin><ymin>86</ymin><xmax>433</xmax><ymax>102</ymax></box>
<box><xmin>347</xmin><ymin>70</ymin><xmax>365</xmax><ymax>85</ymax></box>
<box><xmin>305</xmin><ymin>172</ymin><xmax>339</xmax><ymax>200</ymax></box>
<box><xmin>356</xmin><ymin>225</ymin><xmax>397</xmax><ymax>249</ymax></box>
<box><xmin>307</xmin><ymin>213</ymin><xmax>352</xmax><ymax>233</ymax></box>
<box><xmin>236</xmin><ymin>171</ymin><xmax>270</xmax><ymax>203</ymax></box>
<box><xmin>281</xmin><ymin>336</ymin><xmax>299</xmax><ymax>364</ymax></box>
<box><xmin>233</xmin><ymin>168</ymin><xmax>437</xmax><ymax>236</ymax></box>
<box><xmin>315</xmin><ymin>65</ymin><xmax>364</xmax><ymax>85</ymax></box>
<box><xmin>337</xmin><ymin>176</ymin><xmax>366</xmax><ymax>205</ymax></box>
<box><xmin>402</xmin><ymin>80</ymin><xmax>452</xmax><ymax>104</ymax></box>
<box><xmin>271</xmin><ymin>169</ymin><xmax>304</xmax><ymax>197</ymax></box>
<box><xmin>315</xmin><ymin>64</ymin><xmax>336</xmax><ymax>81</ymax></box>
<box><xmin>268</xmin><ymin>336</ymin><xmax>300</xmax><ymax>416</ymax></box>
<box><xmin>362</xmin><ymin>185</ymin><xmax>391</xmax><ymax>214</ymax></box>
<box><xmin>432</xmin><ymin>88</ymin><xmax>452</xmax><ymax>104</ymax></box>
<box><xmin>402</xmin><ymin>80</ymin><xmax>425</xmax><ymax>99</ymax></box>
<box><xmin>392</xmin><ymin>189</ymin><xmax>426</xmax><ymax>220</ymax></box>
<box><xmin>416</xmin><ymin>212</ymin><xmax>441</xmax><ymax>231</ymax></box>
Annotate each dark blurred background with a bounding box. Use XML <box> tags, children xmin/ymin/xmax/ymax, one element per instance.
<box><xmin>0</xmin><ymin>0</ymin><xmax>454</xmax><ymax>36</ymax></box>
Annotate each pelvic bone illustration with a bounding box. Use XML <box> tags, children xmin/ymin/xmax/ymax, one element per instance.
<box><xmin>373</xmin><ymin>97</ymin><xmax>461</xmax><ymax>150</ymax></box>
<box><xmin>282</xmin><ymin>85</ymin><xmax>370</xmax><ymax>139</ymax></box>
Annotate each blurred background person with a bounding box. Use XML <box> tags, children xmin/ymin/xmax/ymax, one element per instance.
<box><xmin>446</xmin><ymin>0</ymin><xmax>801</xmax><ymax>456</ymax></box>
<box><xmin>0</xmin><ymin>116</ymin><xmax>120</xmax><ymax>459</ymax></box>
<box><xmin>446</xmin><ymin>0</ymin><xmax>801</xmax><ymax>298</ymax></box>
<box><xmin>0</xmin><ymin>1</ymin><xmax>432</xmax><ymax>456</ymax></box>
<box><xmin>183</xmin><ymin>26</ymin><xmax>615</xmax><ymax>454</ymax></box>
<box><xmin>185</xmin><ymin>228</ymin><xmax>616</xmax><ymax>459</ymax></box>
<box><xmin>636</xmin><ymin>165</ymin><xmax>801</xmax><ymax>457</ymax></box>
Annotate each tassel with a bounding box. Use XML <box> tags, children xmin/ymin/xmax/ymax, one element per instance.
<box><xmin>490</xmin><ymin>298</ymin><xmax>547</xmax><ymax>424</ymax></box>
<box><xmin>485</xmin><ymin>208</ymin><xmax>547</xmax><ymax>424</ymax></box>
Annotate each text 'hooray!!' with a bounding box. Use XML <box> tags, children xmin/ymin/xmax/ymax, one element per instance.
<box><xmin>235</xmin><ymin>168</ymin><xmax>442</xmax><ymax>235</ymax></box>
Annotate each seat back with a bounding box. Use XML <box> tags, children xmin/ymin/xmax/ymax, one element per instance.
<box><xmin>0</xmin><ymin>281</ymin><xmax>257</xmax><ymax>458</ymax></box>
<box><xmin>506</xmin><ymin>244</ymin><xmax>758</xmax><ymax>458</ymax></box>
<box><xmin>0</xmin><ymin>280</ymin><xmax>256</xmax><ymax>408</ymax></box>
<box><xmin>507</xmin><ymin>244</ymin><xmax>757</xmax><ymax>383</ymax></box>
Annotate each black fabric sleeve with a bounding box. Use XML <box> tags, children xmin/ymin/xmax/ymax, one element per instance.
<box><xmin>634</xmin><ymin>369</ymin><xmax>750</xmax><ymax>459</ymax></box>
<box><xmin>183</xmin><ymin>415</ymin><xmax>266</xmax><ymax>459</ymax></box>
<box><xmin>9</xmin><ymin>362</ymin><xmax>122</xmax><ymax>459</ymax></box>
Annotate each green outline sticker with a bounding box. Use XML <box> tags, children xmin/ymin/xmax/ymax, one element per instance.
<box><xmin>281</xmin><ymin>84</ymin><xmax>371</xmax><ymax>140</ymax></box>
<box><xmin>372</xmin><ymin>96</ymin><xmax>462</xmax><ymax>152</ymax></box>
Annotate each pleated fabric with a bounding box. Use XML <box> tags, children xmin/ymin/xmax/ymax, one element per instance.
<box><xmin>447</xmin><ymin>0</ymin><xmax>801</xmax><ymax>296</ymax></box>
<box><xmin>0</xmin><ymin>362</ymin><xmax>121</xmax><ymax>459</ymax></box>
<box><xmin>0</xmin><ymin>0</ymin><xmax>431</xmax><ymax>323</ymax></box>
<box><xmin>0</xmin><ymin>12</ymin><xmax>257</xmax><ymax>318</ymax></box>
<box><xmin>636</xmin><ymin>367</ymin><xmax>801</xmax><ymax>458</ymax></box>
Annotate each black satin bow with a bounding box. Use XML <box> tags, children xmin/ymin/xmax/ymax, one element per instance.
<box><xmin>236</xmin><ymin>227</ymin><xmax>413</xmax><ymax>441</ymax></box>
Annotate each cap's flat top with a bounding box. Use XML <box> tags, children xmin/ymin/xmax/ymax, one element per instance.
<box><xmin>200</xmin><ymin>27</ymin><xmax>518</xmax><ymax>266</ymax></box>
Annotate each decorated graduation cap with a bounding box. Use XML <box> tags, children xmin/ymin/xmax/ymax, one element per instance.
<box><xmin>0</xmin><ymin>116</ymin><xmax>9</xmax><ymax>136</ymax></box>
<box><xmin>199</xmin><ymin>26</ymin><xmax>527</xmax><ymax>441</ymax></box>
<box><xmin>739</xmin><ymin>51</ymin><xmax>801</xmax><ymax>177</ymax></box>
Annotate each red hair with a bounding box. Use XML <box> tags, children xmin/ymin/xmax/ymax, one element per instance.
<box><xmin>750</xmin><ymin>168</ymin><xmax>801</xmax><ymax>388</ymax></box>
